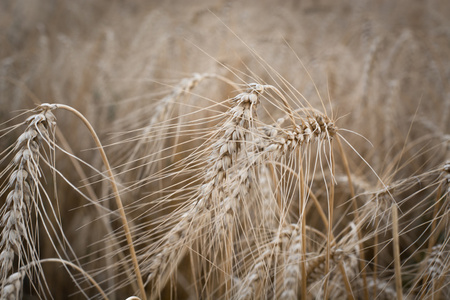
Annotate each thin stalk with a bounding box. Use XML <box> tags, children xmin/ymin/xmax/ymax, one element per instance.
<box><xmin>21</xmin><ymin>89</ymin><xmax>135</xmax><ymax>294</ymax></box>
<box><xmin>270</xmin><ymin>161</ymin><xmax>328</xmax><ymax>228</ymax></box>
<box><xmin>324</xmin><ymin>144</ymin><xmax>335</xmax><ymax>300</ymax></box>
<box><xmin>373</xmin><ymin>215</ymin><xmax>379</xmax><ymax>299</ymax></box>
<box><xmin>392</xmin><ymin>205</ymin><xmax>403</xmax><ymax>300</ymax></box>
<box><xmin>225</xmin><ymin>227</ymin><xmax>234</xmax><ymax>299</ymax></box>
<box><xmin>417</xmin><ymin>185</ymin><xmax>443</xmax><ymax>300</ymax></box>
<box><xmin>298</xmin><ymin>152</ymin><xmax>307</xmax><ymax>300</ymax></box>
<box><xmin>336</xmin><ymin>136</ymin><xmax>369</xmax><ymax>300</ymax></box>
<box><xmin>417</xmin><ymin>273</ymin><xmax>430</xmax><ymax>299</ymax></box>
<box><xmin>338</xmin><ymin>261</ymin><xmax>355</xmax><ymax>300</ymax></box>
<box><xmin>336</xmin><ymin>137</ymin><xmax>355</xmax><ymax>199</ymax></box>
<box><xmin>427</xmin><ymin>184</ymin><xmax>443</xmax><ymax>252</ymax></box>
<box><xmin>304</xmin><ymin>185</ymin><xmax>329</xmax><ymax>228</ymax></box>
<box><xmin>54</xmin><ymin>104</ymin><xmax>146</xmax><ymax>300</ymax></box>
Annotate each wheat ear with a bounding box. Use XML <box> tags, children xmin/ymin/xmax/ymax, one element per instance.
<box><xmin>144</xmin><ymin>83</ymin><xmax>265</xmax><ymax>298</ymax></box>
<box><xmin>336</xmin><ymin>136</ymin><xmax>369</xmax><ymax>300</ymax></box>
<box><xmin>415</xmin><ymin>244</ymin><xmax>450</xmax><ymax>299</ymax></box>
<box><xmin>1</xmin><ymin>105</ymin><xmax>55</xmax><ymax>293</ymax></box>
<box><xmin>280</xmin><ymin>223</ymin><xmax>303</xmax><ymax>300</ymax></box>
<box><xmin>363</xmin><ymin>277</ymin><xmax>398</xmax><ymax>300</ymax></box>
<box><xmin>209</xmin><ymin>83</ymin><xmax>265</xmax><ymax>294</ymax></box>
<box><xmin>237</xmin><ymin>223</ymin><xmax>293</xmax><ymax>300</ymax></box>
<box><xmin>144</xmin><ymin>200</ymin><xmax>210</xmax><ymax>298</ymax></box>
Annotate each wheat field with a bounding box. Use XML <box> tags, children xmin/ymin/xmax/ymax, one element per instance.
<box><xmin>1</xmin><ymin>0</ymin><xmax>449</xmax><ymax>299</ymax></box>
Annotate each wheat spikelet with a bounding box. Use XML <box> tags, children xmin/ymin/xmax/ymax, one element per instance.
<box><xmin>1</xmin><ymin>270</ymin><xmax>25</xmax><ymax>300</ymax></box>
<box><xmin>260</xmin><ymin>112</ymin><xmax>337</xmax><ymax>157</ymax></box>
<box><xmin>259</xmin><ymin>166</ymin><xmax>279</xmax><ymax>231</ymax></box>
<box><xmin>143</xmin><ymin>197</ymin><xmax>211</xmax><ymax>297</ymax></box>
<box><xmin>279</xmin><ymin>223</ymin><xmax>302</xmax><ymax>300</ymax></box>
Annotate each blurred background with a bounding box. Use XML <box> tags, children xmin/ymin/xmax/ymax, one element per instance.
<box><xmin>1</xmin><ymin>0</ymin><xmax>449</xmax><ymax>298</ymax></box>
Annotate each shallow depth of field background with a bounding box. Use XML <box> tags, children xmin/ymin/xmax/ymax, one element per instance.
<box><xmin>1</xmin><ymin>0</ymin><xmax>449</xmax><ymax>299</ymax></box>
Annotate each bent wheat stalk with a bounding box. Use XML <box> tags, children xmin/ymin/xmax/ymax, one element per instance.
<box><xmin>43</xmin><ymin>103</ymin><xmax>146</xmax><ymax>299</ymax></box>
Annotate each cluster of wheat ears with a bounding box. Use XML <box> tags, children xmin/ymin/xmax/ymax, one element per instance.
<box><xmin>1</xmin><ymin>1</ymin><xmax>449</xmax><ymax>299</ymax></box>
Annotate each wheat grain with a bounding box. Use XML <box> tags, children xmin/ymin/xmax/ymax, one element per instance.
<box><xmin>1</xmin><ymin>270</ymin><xmax>25</xmax><ymax>300</ymax></box>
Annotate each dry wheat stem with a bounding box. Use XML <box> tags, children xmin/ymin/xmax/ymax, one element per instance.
<box><xmin>322</xmin><ymin>144</ymin><xmax>335</xmax><ymax>300</ymax></box>
<box><xmin>392</xmin><ymin>205</ymin><xmax>403</xmax><ymax>300</ymax></box>
<box><xmin>49</xmin><ymin>103</ymin><xmax>146</xmax><ymax>299</ymax></box>
<box><xmin>298</xmin><ymin>154</ymin><xmax>308</xmax><ymax>300</ymax></box>
<box><xmin>336</xmin><ymin>136</ymin><xmax>369</xmax><ymax>300</ymax></box>
<box><xmin>52</xmin><ymin>127</ymin><xmax>137</xmax><ymax>293</ymax></box>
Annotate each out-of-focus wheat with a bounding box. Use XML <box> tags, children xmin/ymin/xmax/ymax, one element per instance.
<box><xmin>1</xmin><ymin>1</ymin><xmax>449</xmax><ymax>299</ymax></box>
